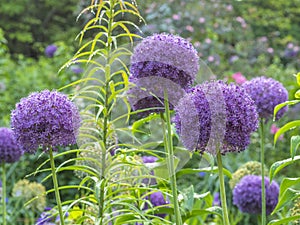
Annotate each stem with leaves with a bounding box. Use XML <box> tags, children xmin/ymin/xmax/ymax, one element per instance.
<box><xmin>49</xmin><ymin>147</ymin><xmax>65</xmax><ymax>225</ymax></box>
<box><xmin>162</xmin><ymin>91</ymin><xmax>182</xmax><ymax>225</ymax></box>
<box><xmin>98</xmin><ymin>1</ymin><xmax>114</xmax><ymax>223</ymax></box>
<box><xmin>2</xmin><ymin>163</ymin><xmax>6</xmax><ymax>225</ymax></box>
<box><xmin>259</xmin><ymin>119</ymin><xmax>266</xmax><ymax>225</ymax></box>
<box><xmin>216</xmin><ymin>150</ymin><xmax>230</xmax><ymax>225</ymax></box>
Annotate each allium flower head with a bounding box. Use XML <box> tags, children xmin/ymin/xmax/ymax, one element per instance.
<box><xmin>45</xmin><ymin>44</ymin><xmax>57</xmax><ymax>58</ymax></box>
<box><xmin>11</xmin><ymin>90</ymin><xmax>81</xmax><ymax>153</ymax></box>
<box><xmin>130</xmin><ymin>33</ymin><xmax>199</xmax><ymax>88</ymax></box>
<box><xmin>0</xmin><ymin>127</ymin><xmax>24</xmax><ymax>163</ymax></box>
<box><xmin>174</xmin><ymin>80</ymin><xmax>258</xmax><ymax>154</ymax></box>
<box><xmin>129</xmin><ymin>33</ymin><xmax>199</xmax><ymax>116</ymax></box>
<box><xmin>242</xmin><ymin>77</ymin><xmax>288</xmax><ymax>120</ymax></box>
<box><xmin>233</xmin><ymin>175</ymin><xmax>279</xmax><ymax>215</ymax></box>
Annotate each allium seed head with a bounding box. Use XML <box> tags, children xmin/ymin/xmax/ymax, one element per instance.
<box><xmin>233</xmin><ymin>175</ymin><xmax>279</xmax><ymax>215</ymax></box>
<box><xmin>242</xmin><ymin>77</ymin><xmax>288</xmax><ymax>120</ymax></box>
<box><xmin>11</xmin><ymin>90</ymin><xmax>81</xmax><ymax>153</ymax></box>
<box><xmin>0</xmin><ymin>127</ymin><xmax>24</xmax><ymax>163</ymax></box>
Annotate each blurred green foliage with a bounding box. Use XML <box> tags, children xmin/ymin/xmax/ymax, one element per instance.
<box><xmin>0</xmin><ymin>0</ymin><xmax>84</xmax><ymax>58</ymax></box>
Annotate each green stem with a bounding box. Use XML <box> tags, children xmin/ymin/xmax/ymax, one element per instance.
<box><xmin>259</xmin><ymin>119</ymin><xmax>266</xmax><ymax>225</ymax></box>
<box><xmin>49</xmin><ymin>148</ymin><xmax>65</xmax><ymax>225</ymax></box>
<box><xmin>216</xmin><ymin>150</ymin><xmax>230</xmax><ymax>225</ymax></box>
<box><xmin>98</xmin><ymin>1</ymin><xmax>114</xmax><ymax>223</ymax></box>
<box><xmin>2</xmin><ymin>163</ymin><xmax>6</xmax><ymax>225</ymax></box>
<box><xmin>163</xmin><ymin>92</ymin><xmax>182</xmax><ymax>225</ymax></box>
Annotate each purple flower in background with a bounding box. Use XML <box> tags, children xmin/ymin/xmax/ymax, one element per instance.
<box><xmin>229</xmin><ymin>55</ymin><xmax>239</xmax><ymax>64</ymax></box>
<box><xmin>129</xmin><ymin>33</ymin><xmax>199</xmax><ymax>116</ymax></box>
<box><xmin>242</xmin><ymin>77</ymin><xmax>288</xmax><ymax>120</ymax></box>
<box><xmin>0</xmin><ymin>128</ymin><xmax>24</xmax><ymax>163</ymax></box>
<box><xmin>233</xmin><ymin>175</ymin><xmax>279</xmax><ymax>215</ymax></box>
<box><xmin>145</xmin><ymin>191</ymin><xmax>169</xmax><ymax>218</ymax></box>
<box><xmin>213</xmin><ymin>192</ymin><xmax>221</xmax><ymax>206</ymax></box>
<box><xmin>45</xmin><ymin>45</ymin><xmax>57</xmax><ymax>58</ymax></box>
<box><xmin>36</xmin><ymin>207</ymin><xmax>55</xmax><ymax>225</ymax></box>
<box><xmin>70</xmin><ymin>65</ymin><xmax>83</xmax><ymax>74</ymax></box>
<box><xmin>174</xmin><ymin>81</ymin><xmax>258</xmax><ymax>154</ymax></box>
<box><xmin>11</xmin><ymin>90</ymin><xmax>81</xmax><ymax>153</ymax></box>
<box><xmin>142</xmin><ymin>156</ymin><xmax>158</xmax><ymax>185</ymax></box>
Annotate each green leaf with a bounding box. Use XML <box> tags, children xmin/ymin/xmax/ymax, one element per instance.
<box><xmin>279</xmin><ymin>177</ymin><xmax>300</xmax><ymax>197</ymax></box>
<box><xmin>290</xmin><ymin>135</ymin><xmax>300</xmax><ymax>159</ymax></box>
<box><xmin>181</xmin><ymin>185</ymin><xmax>195</xmax><ymax>211</ymax></box>
<box><xmin>295</xmin><ymin>89</ymin><xmax>300</xmax><ymax>99</ymax></box>
<box><xmin>296</xmin><ymin>72</ymin><xmax>300</xmax><ymax>86</ymax></box>
<box><xmin>273</xmin><ymin>100</ymin><xmax>300</xmax><ymax>121</ymax></box>
<box><xmin>269</xmin><ymin>155</ymin><xmax>300</xmax><ymax>181</ymax></box>
<box><xmin>274</xmin><ymin>120</ymin><xmax>300</xmax><ymax>145</ymax></box>
<box><xmin>271</xmin><ymin>188</ymin><xmax>300</xmax><ymax>214</ymax></box>
<box><xmin>176</xmin><ymin>167</ymin><xmax>232</xmax><ymax>179</ymax></box>
<box><xmin>268</xmin><ymin>215</ymin><xmax>300</xmax><ymax>225</ymax></box>
<box><xmin>182</xmin><ymin>206</ymin><xmax>223</xmax><ymax>221</ymax></box>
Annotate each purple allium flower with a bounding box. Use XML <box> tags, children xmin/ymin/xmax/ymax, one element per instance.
<box><xmin>145</xmin><ymin>191</ymin><xmax>169</xmax><ymax>218</ymax></box>
<box><xmin>174</xmin><ymin>80</ymin><xmax>258</xmax><ymax>154</ymax></box>
<box><xmin>129</xmin><ymin>33</ymin><xmax>199</xmax><ymax>116</ymax></box>
<box><xmin>242</xmin><ymin>77</ymin><xmax>288</xmax><ymax>120</ymax></box>
<box><xmin>142</xmin><ymin>156</ymin><xmax>158</xmax><ymax>185</ymax></box>
<box><xmin>213</xmin><ymin>192</ymin><xmax>221</xmax><ymax>206</ymax></box>
<box><xmin>36</xmin><ymin>207</ymin><xmax>54</xmax><ymax>225</ymax></box>
<box><xmin>44</xmin><ymin>45</ymin><xmax>57</xmax><ymax>58</ymax></box>
<box><xmin>70</xmin><ymin>65</ymin><xmax>83</xmax><ymax>74</ymax></box>
<box><xmin>11</xmin><ymin>90</ymin><xmax>81</xmax><ymax>153</ymax></box>
<box><xmin>130</xmin><ymin>33</ymin><xmax>199</xmax><ymax>88</ymax></box>
<box><xmin>233</xmin><ymin>175</ymin><xmax>279</xmax><ymax>215</ymax></box>
<box><xmin>0</xmin><ymin>128</ymin><xmax>24</xmax><ymax>163</ymax></box>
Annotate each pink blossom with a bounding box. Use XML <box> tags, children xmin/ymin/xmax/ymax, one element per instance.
<box><xmin>267</xmin><ymin>48</ymin><xmax>274</xmax><ymax>54</ymax></box>
<box><xmin>185</xmin><ymin>25</ymin><xmax>194</xmax><ymax>32</ymax></box>
<box><xmin>232</xmin><ymin>72</ymin><xmax>247</xmax><ymax>85</ymax></box>
<box><xmin>172</xmin><ymin>14</ymin><xmax>180</xmax><ymax>20</ymax></box>
<box><xmin>226</xmin><ymin>5</ymin><xmax>233</xmax><ymax>11</ymax></box>
<box><xmin>270</xmin><ymin>124</ymin><xmax>283</xmax><ymax>140</ymax></box>
<box><xmin>208</xmin><ymin>56</ymin><xmax>214</xmax><ymax>62</ymax></box>
<box><xmin>199</xmin><ymin>17</ymin><xmax>206</xmax><ymax>24</ymax></box>
<box><xmin>205</xmin><ymin>38</ymin><xmax>212</xmax><ymax>44</ymax></box>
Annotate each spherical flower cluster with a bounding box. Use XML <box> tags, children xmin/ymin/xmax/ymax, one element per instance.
<box><xmin>12</xmin><ymin>179</ymin><xmax>46</xmax><ymax>212</ymax></box>
<box><xmin>233</xmin><ymin>175</ymin><xmax>279</xmax><ymax>215</ymax></box>
<box><xmin>229</xmin><ymin>161</ymin><xmax>268</xmax><ymax>189</ymax></box>
<box><xmin>130</xmin><ymin>33</ymin><xmax>199</xmax><ymax>88</ymax></box>
<box><xmin>0</xmin><ymin>127</ymin><xmax>24</xmax><ymax>163</ymax></box>
<box><xmin>45</xmin><ymin>44</ymin><xmax>57</xmax><ymax>58</ymax></box>
<box><xmin>174</xmin><ymin>80</ymin><xmax>259</xmax><ymax>154</ymax></box>
<box><xmin>11</xmin><ymin>90</ymin><xmax>81</xmax><ymax>153</ymax></box>
<box><xmin>129</xmin><ymin>33</ymin><xmax>199</xmax><ymax>116</ymax></box>
<box><xmin>242</xmin><ymin>77</ymin><xmax>288</xmax><ymax>120</ymax></box>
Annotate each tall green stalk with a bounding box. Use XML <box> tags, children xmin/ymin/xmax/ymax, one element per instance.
<box><xmin>216</xmin><ymin>150</ymin><xmax>230</xmax><ymax>225</ymax></box>
<box><xmin>2</xmin><ymin>163</ymin><xmax>6</xmax><ymax>225</ymax></box>
<box><xmin>49</xmin><ymin>148</ymin><xmax>65</xmax><ymax>225</ymax></box>
<box><xmin>98</xmin><ymin>1</ymin><xmax>114</xmax><ymax>223</ymax></box>
<box><xmin>162</xmin><ymin>91</ymin><xmax>182</xmax><ymax>225</ymax></box>
<box><xmin>259</xmin><ymin>119</ymin><xmax>266</xmax><ymax>225</ymax></box>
